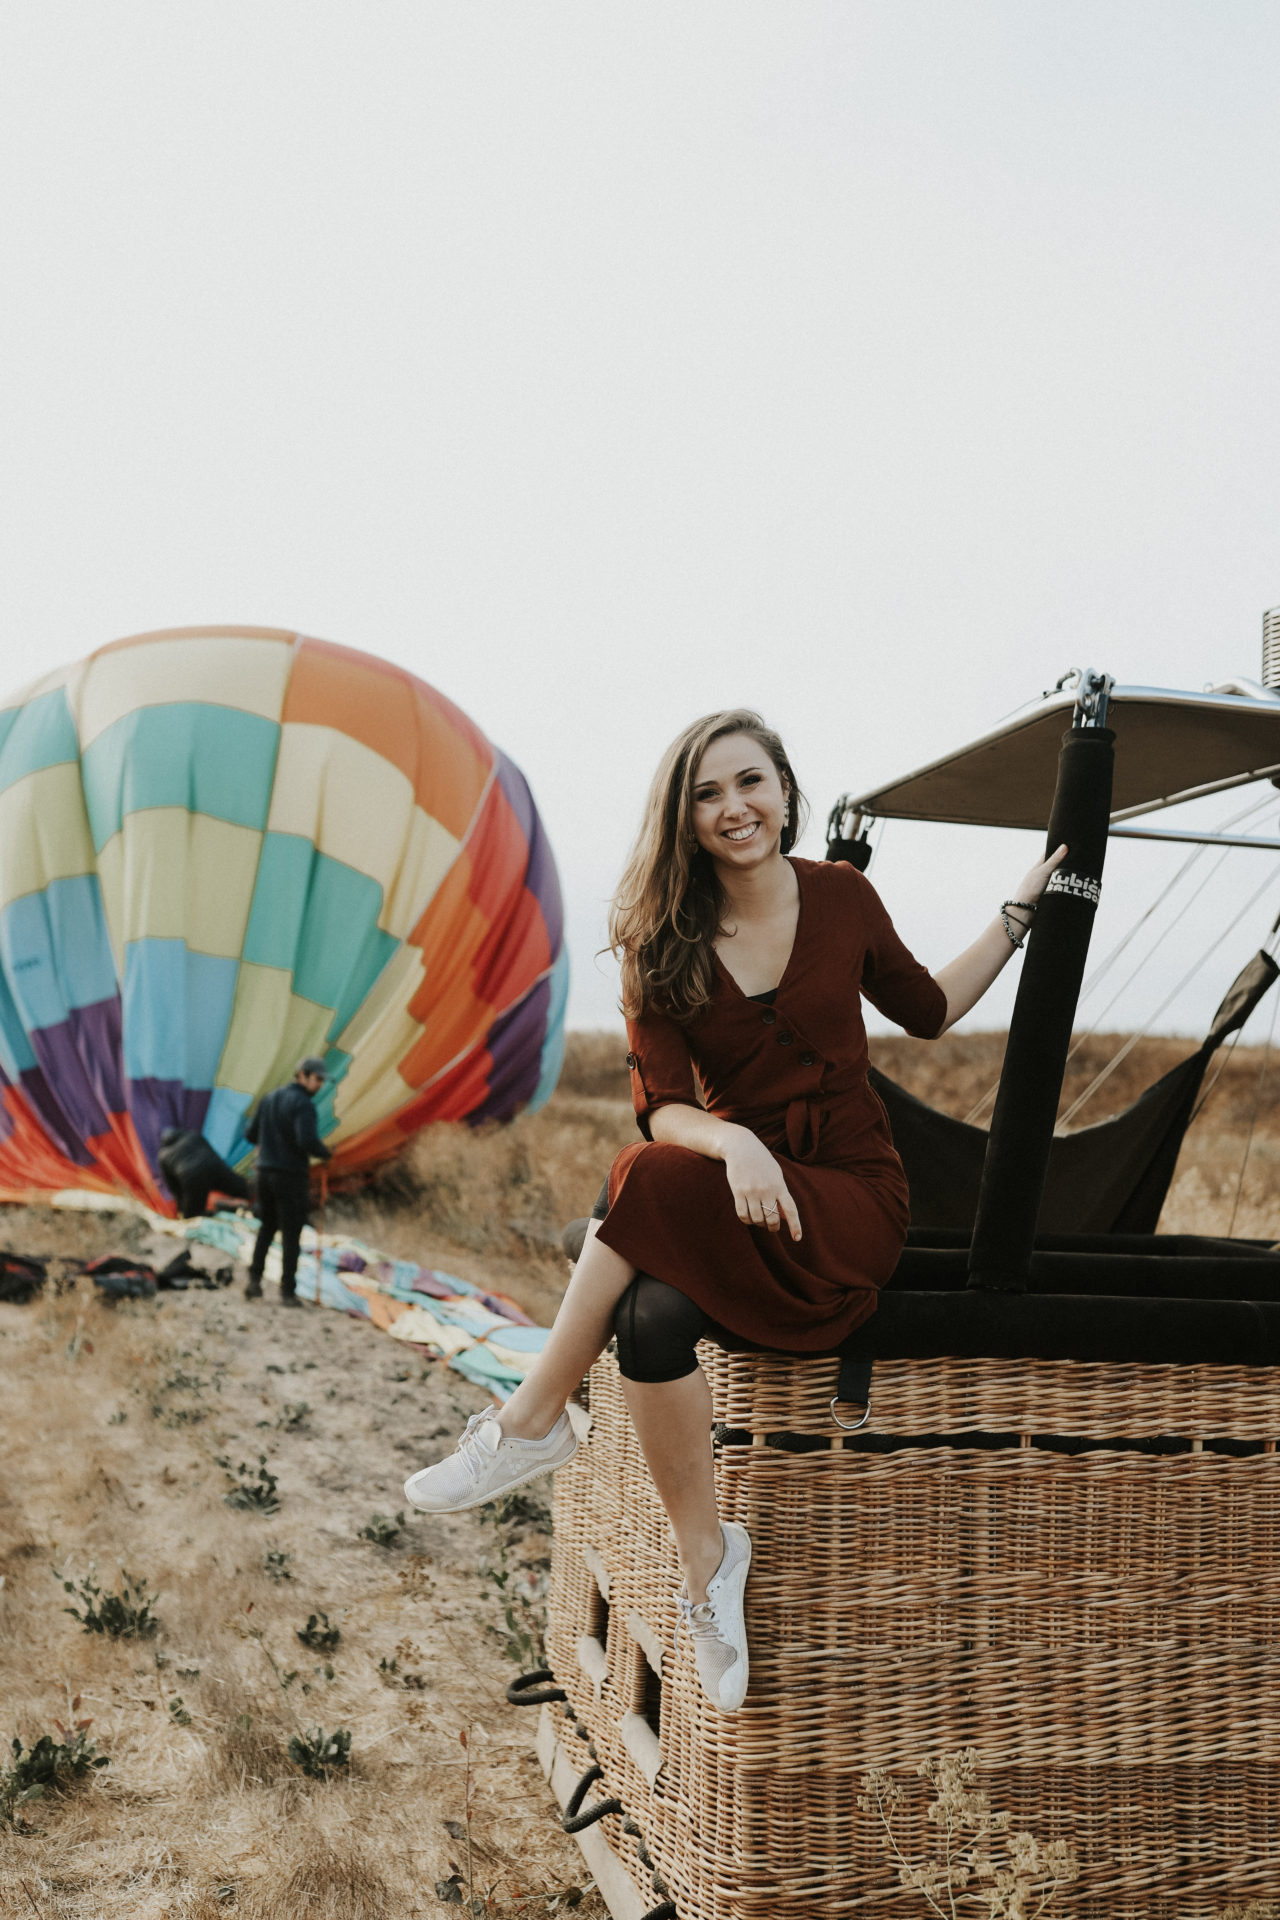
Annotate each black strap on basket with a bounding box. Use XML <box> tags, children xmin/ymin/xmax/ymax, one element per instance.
<box><xmin>832</xmin><ymin>1350</ymin><xmax>873</xmax><ymax>1432</ymax></box>
<box><xmin>640</xmin><ymin>1905</ymin><xmax>678</xmax><ymax>1919</ymax></box>
<box><xmin>505</xmin><ymin>1667</ymin><xmax>566</xmax><ymax>1706</ymax></box>
<box><xmin>561</xmin><ymin>1761</ymin><xmax>624</xmax><ymax>1833</ymax></box>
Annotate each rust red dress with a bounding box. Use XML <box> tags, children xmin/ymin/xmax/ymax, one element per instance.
<box><xmin>594</xmin><ymin>857</ymin><xmax>947</xmax><ymax>1352</ymax></box>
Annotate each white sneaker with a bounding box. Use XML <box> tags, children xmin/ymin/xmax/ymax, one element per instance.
<box><xmin>675</xmin><ymin>1520</ymin><xmax>752</xmax><ymax>1713</ymax></box>
<box><xmin>403</xmin><ymin>1405</ymin><xmax>578</xmax><ymax>1514</ymax></box>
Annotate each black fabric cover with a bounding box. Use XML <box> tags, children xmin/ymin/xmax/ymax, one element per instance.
<box><xmin>888</xmin><ymin>1236</ymin><xmax>1280</xmax><ymax>1299</ymax></box>
<box><xmin>969</xmin><ymin>726</ymin><xmax>1117</xmax><ymax>1289</ymax></box>
<box><xmin>845</xmin><ymin>1283</ymin><xmax>1280</xmax><ymax>1367</ymax></box>
<box><xmin>874</xmin><ymin>948</ymin><xmax>1279</xmax><ymax>1237</ymax></box>
<box><xmin>559</xmin><ymin>1211</ymin><xmax>1280</xmax><ymax>1363</ymax></box>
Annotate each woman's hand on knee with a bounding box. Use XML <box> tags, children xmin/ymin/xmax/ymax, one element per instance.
<box><xmin>722</xmin><ymin>1130</ymin><xmax>801</xmax><ymax>1241</ymax></box>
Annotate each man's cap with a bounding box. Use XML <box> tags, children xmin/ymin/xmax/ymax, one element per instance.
<box><xmin>298</xmin><ymin>1056</ymin><xmax>328</xmax><ymax>1079</ymax></box>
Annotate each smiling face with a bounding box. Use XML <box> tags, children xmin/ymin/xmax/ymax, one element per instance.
<box><xmin>690</xmin><ymin>731</ymin><xmax>791</xmax><ymax>870</ymax></box>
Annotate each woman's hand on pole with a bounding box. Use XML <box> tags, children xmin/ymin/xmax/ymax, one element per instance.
<box><xmin>1017</xmin><ymin>843</ymin><xmax>1069</xmax><ymax>906</ymax></box>
<box><xmin>931</xmin><ymin>842</ymin><xmax>1071</xmax><ymax>1032</ymax></box>
<box><xmin>722</xmin><ymin>1128</ymin><xmax>801</xmax><ymax>1241</ymax></box>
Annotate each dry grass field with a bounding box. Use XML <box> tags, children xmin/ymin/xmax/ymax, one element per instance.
<box><xmin>1</xmin><ymin>1027</ymin><xmax>1276</xmax><ymax>1918</ymax></box>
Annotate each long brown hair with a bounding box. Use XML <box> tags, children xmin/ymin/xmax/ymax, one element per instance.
<box><xmin>610</xmin><ymin>710</ymin><xmax>807</xmax><ymax>1021</ymax></box>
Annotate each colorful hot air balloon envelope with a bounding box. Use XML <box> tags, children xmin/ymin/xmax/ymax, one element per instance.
<box><xmin>0</xmin><ymin>627</ymin><xmax>567</xmax><ymax>1209</ymax></box>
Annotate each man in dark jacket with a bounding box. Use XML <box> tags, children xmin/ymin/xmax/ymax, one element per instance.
<box><xmin>243</xmin><ymin>1058</ymin><xmax>333</xmax><ymax>1306</ymax></box>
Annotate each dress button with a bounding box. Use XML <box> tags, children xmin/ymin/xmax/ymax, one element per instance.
<box><xmin>626</xmin><ymin>1052</ymin><xmax>637</xmax><ymax>1068</ymax></box>
<box><xmin>760</xmin><ymin>1008</ymin><xmax>777</xmax><ymax>1026</ymax></box>
<box><xmin>799</xmin><ymin>1052</ymin><xmax>815</xmax><ymax>1066</ymax></box>
<box><xmin>777</xmin><ymin>1032</ymin><xmax>793</xmax><ymax>1046</ymax></box>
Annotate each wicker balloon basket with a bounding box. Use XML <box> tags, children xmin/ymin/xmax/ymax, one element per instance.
<box><xmin>538</xmin><ymin>1342</ymin><xmax>1280</xmax><ymax>1919</ymax></box>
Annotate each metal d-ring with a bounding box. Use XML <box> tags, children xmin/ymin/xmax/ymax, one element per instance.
<box><xmin>829</xmin><ymin>1393</ymin><xmax>872</xmax><ymax>1433</ymax></box>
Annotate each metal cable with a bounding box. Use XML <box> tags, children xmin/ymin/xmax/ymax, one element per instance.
<box><xmin>1053</xmin><ymin>844</ymin><xmax>1239</xmax><ymax>1082</ymax></box>
<box><xmin>1056</xmin><ymin>864</ymin><xmax>1280</xmax><ymax>1130</ymax></box>
<box><xmin>961</xmin><ymin>792</ymin><xmax>1279</xmax><ymax>1128</ymax></box>
<box><xmin>1188</xmin><ymin>1026</ymin><xmax>1247</xmax><ymax>1127</ymax></box>
<box><xmin>1186</xmin><ymin>920</ymin><xmax>1280</xmax><ymax>1126</ymax></box>
<box><xmin>1226</xmin><ymin>980</ymin><xmax>1280</xmax><ymax>1237</ymax></box>
<box><xmin>1075</xmin><ymin>790</ymin><xmax>1275</xmax><ymax>1006</ymax></box>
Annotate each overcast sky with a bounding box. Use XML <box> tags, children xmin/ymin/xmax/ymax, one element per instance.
<box><xmin>3</xmin><ymin>3</ymin><xmax>1279</xmax><ymax>1047</ymax></box>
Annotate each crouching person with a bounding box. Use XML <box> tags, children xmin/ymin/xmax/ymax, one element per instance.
<box><xmin>158</xmin><ymin>1127</ymin><xmax>251</xmax><ymax>1219</ymax></box>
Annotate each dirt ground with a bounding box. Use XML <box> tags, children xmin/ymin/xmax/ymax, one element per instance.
<box><xmin>0</xmin><ymin>1236</ymin><xmax>605</xmax><ymax>1920</ymax></box>
<box><xmin>1</xmin><ymin>1026</ymin><xmax>1276</xmax><ymax>1918</ymax></box>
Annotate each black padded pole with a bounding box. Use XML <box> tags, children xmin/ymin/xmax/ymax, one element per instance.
<box><xmin>967</xmin><ymin>725</ymin><xmax>1116</xmax><ymax>1291</ymax></box>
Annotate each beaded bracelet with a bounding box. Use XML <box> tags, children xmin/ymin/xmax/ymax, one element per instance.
<box><xmin>1001</xmin><ymin>899</ymin><xmax>1038</xmax><ymax>948</ymax></box>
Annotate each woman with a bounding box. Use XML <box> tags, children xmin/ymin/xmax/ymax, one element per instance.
<box><xmin>405</xmin><ymin>709</ymin><xmax>1065</xmax><ymax>1714</ymax></box>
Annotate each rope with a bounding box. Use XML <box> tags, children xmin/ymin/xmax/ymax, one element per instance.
<box><xmin>561</xmin><ymin>1760</ymin><xmax>624</xmax><ymax>1832</ymax></box>
<box><xmin>505</xmin><ymin>1668</ymin><xmax>566</xmax><ymax>1706</ymax></box>
<box><xmin>515</xmin><ymin>1670</ymin><xmax>681</xmax><ymax>1911</ymax></box>
<box><xmin>1226</xmin><ymin>985</ymin><xmax>1280</xmax><ymax>1237</ymax></box>
<box><xmin>1055</xmin><ymin>863</ymin><xmax>1280</xmax><ymax>1130</ymax></box>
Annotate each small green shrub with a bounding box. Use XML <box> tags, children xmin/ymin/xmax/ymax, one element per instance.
<box><xmin>358</xmin><ymin>1510</ymin><xmax>404</xmax><ymax>1548</ymax></box>
<box><xmin>477</xmin><ymin>1497</ymin><xmax>549</xmax><ymax>1667</ymax></box>
<box><xmin>263</xmin><ymin>1548</ymin><xmax>294</xmax><ymax>1583</ymax></box>
<box><xmin>219</xmin><ymin>1454</ymin><xmax>280</xmax><ymax>1513</ymax></box>
<box><xmin>276</xmin><ymin>1401</ymin><xmax>311</xmax><ymax>1431</ymax></box>
<box><xmin>378</xmin><ymin>1638</ymin><xmax>426</xmax><ymax>1690</ymax></box>
<box><xmin>1</xmin><ymin>1708</ymin><xmax>109</xmax><ymax>1828</ymax></box>
<box><xmin>58</xmin><ymin>1565</ymin><xmax>160</xmax><ymax>1639</ymax></box>
<box><xmin>161</xmin><ymin>1365</ymin><xmax>210</xmax><ymax>1393</ymax></box>
<box><xmin>296</xmin><ymin>1611</ymin><xmax>340</xmax><ymax>1653</ymax></box>
<box><xmin>489</xmin><ymin>1487</ymin><xmax>550</xmax><ymax>1534</ymax></box>
<box><xmin>149</xmin><ymin>1354</ymin><xmax>224</xmax><ymax>1427</ymax></box>
<box><xmin>287</xmin><ymin>1725</ymin><xmax>351</xmax><ymax>1778</ymax></box>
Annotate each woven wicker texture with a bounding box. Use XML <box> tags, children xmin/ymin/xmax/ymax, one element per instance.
<box><xmin>545</xmin><ymin>1345</ymin><xmax>1280</xmax><ymax>1919</ymax></box>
